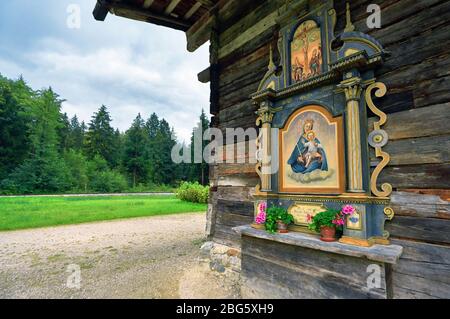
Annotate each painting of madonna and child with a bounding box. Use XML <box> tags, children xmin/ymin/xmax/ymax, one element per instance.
<box><xmin>279</xmin><ymin>106</ymin><xmax>345</xmax><ymax>194</ymax></box>
<box><xmin>291</xmin><ymin>20</ymin><xmax>323</xmax><ymax>83</ymax></box>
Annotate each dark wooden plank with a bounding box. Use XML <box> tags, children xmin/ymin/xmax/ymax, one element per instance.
<box><xmin>391</xmin><ymin>191</ymin><xmax>450</xmax><ymax>219</ymax></box>
<box><xmin>216</xmin><ymin>199</ymin><xmax>254</xmax><ymax>217</ymax></box>
<box><xmin>216</xmin><ymin>186</ymin><xmax>254</xmax><ymax>202</ymax></box>
<box><xmin>391</xmin><ymin>239</ymin><xmax>450</xmax><ymax>299</ymax></box>
<box><xmin>212</xmin><ymin>227</ymin><xmax>241</xmax><ymax>248</ymax></box>
<box><xmin>370</xmin><ymin>135</ymin><xmax>450</xmax><ymax>166</ymax></box>
<box><xmin>377</xmin><ymin>163</ymin><xmax>450</xmax><ymax>189</ymax></box>
<box><xmin>368</xmin><ymin>103</ymin><xmax>450</xmax><ymax>140</ymax></box>
<box><xmin>217</xmin><ymin>173</ymin><xmax>259</xmax><ymax>187</ymax></box>
<box><xmin>386</xmin><ymin>216</ymin><xmax>450</xmax><ymax>245</ymax></box>
<box><xmin>241</xmin><ymin>236</ymin><xmax>387</xmax><ymax>299</ymax></box>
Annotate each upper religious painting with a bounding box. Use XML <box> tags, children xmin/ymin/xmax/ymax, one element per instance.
<box><xmin>290</xmin><ymin>20</ymin><xmax>323</xmax><ymax>83</ymax></box>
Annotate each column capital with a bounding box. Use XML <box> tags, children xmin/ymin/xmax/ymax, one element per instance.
<box><xmin>255</xmin><ymin>102</ymin><xmax>278</xmax><ymax>126</ymax></box>
<box><xmin>339</xmin><ymin>76</ymin><xmax>363</xmax><ymax>102</ymax></box>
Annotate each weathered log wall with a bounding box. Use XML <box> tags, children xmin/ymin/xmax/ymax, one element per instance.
<box><xmin>208</xmin><ymin>0</ymin><xmax>450</xmax><ymax>298</ymax></box>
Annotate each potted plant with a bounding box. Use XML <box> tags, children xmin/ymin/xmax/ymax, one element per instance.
<box><xmin>308</xmin><ymin>208</ymin><xmax>345</xmax><ymax>242</ymax></box>
<box><xmin>265</xmin><ymin>205</ymin><xmax>295</xmax><ymax>234</ymax></box>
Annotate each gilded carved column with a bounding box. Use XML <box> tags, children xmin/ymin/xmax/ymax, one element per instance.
<box><xmin>339</xmin><ymin>75</ymin><xmax>364</xmax><ymax>193</ymax></box>
<box><xmin>256</xmin><ymin>102</ymin><xmax>275</xmax><ymax>192</ymax></box>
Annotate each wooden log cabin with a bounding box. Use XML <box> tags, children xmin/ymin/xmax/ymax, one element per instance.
<box><xmin>93</xmin><ymin>0</ymin><xmax>450</xmax><ymax>299</ymax></box>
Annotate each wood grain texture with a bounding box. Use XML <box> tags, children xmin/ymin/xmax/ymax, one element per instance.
<box><xmin>391</xmin><ymin>239</ymin><xmax>450</xmax><ymax>299</ymax></box>
<box><xmin>206</xmin><ymin>2</ymin><xmax>450</xmax><ymax>297</ymax></box>
<box><xmin>240</xmin><ymin>235</ymin><xmax>388</xmax><ymax>299</ymax></box>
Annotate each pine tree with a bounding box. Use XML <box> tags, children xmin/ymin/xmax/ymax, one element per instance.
<box><xmin>84</xmin><ymin>105</ymin><xmax>117</xmax><ymax>167</ymax></box>
<box><xmin>123</xmin><ymin>114</ymin><xmax>149</xmax><ymax>188</ymax></box>
<box><xmin>66</xmin><ymin>115</ymin><xmax>85</xmax><ymax>151</ymax></box>
<box><xmin>58</xmin><ymin>112</ymin><xmax>70</xmax><ymax>153</ymax></box>
<box><xmin>0</xmin><ymin>75</ymin><xmax>31</xmax><ymax>180</ymax></box>
<box><xmin>145</xmin><ymin>113</ymin><xmax>160</xmax><ymax>182</ymax></box>
<box><xmin>4</xmin><ymin>88</ymin><xmax>70</xmax><ymax>193</ymax></box>
<box><xmin>189</xmin><ymin>109</ymin><xmax>210</xmax><ymax>185</ymax></box>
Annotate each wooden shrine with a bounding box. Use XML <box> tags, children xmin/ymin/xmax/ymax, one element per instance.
<box><xmin>252</xmin><ymin>0</ymin><xmax>395</xmax><ymax>247</ymax></box>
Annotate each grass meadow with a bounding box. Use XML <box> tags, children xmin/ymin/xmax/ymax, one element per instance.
<box><xmin>0</xmin><ymin>195</ymin><xmax>206</xmax><ymax>231</ymax></box>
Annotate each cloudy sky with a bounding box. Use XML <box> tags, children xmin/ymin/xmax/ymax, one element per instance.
<box><xmin>0</xmin><ymin>0</ymin><xmax>210</xmax><ymax>142</ymax></box>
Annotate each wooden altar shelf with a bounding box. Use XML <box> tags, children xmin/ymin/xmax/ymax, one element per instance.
<box><xmin>234</xmin><ymin>225</ymin><xmax>403</xmax><ymax>299</ymax></box>
<box><xmin>233</xmin><ymin>226</ymin><xmax>403</xmax><ymax>264</ymax></box>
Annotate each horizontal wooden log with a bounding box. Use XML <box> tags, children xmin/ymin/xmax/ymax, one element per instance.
<box><xmin>217</xmin><ymin>174</ymin><xmax>259</xmax><ymax>187</ymax></box>
<box><xmin>212</xmin><ymin>227</ymin><xmax>241</xmax><ymax>248</ymax></box>
<box><xmin>241</xmin><ymin>236</ymin><xmax>387</xmax><ymax>299</ymax></box>
<box><xmin>378</xmin><ymin>163</ymin><xmax>450</xmax><ymax>189</ymax></box>
<box><xmin>216</xmin><ymin>199</ymin><xmax>254</xmax><ymax>217</ymax></box>
<box><xmin>391</xmin><ymin>239</ymin><xmax>450</xmax><ymax>299</ymax></box>
<box><xmin>368</xmin><ymin>103</ymin><xmax>450</xmax><ymax>140</ymax></box>
<box><xmin>399</xmin><ymin>189</ymin><xmax>449</xmax><ymax>201</ymax></box>
<box><xmin>386</xmin><ymin>216</ymin><xmax>450</xmax><ymax>245</ymax></box>
<box><xmin>197</xmin><ymin>66</ymin><xmax>210</xmax><ymax>83</ymax></box>
<box><xmin>216</xmin><ymin>186</ymin><xmax>255</xmax><ymax>202</ymax></box>
<box><xmin>216</xmin><ymin>212</ymin><xmax>253</xmax><ymax>228</ymax></box>
<box><xmin>391</xmin><ymin>191</ymin><xmax>450</xmax><ymax>220</ymax></box>
<box><xmin>370</xmin><ymin>134</ymin><xmax>450</xmax><ymax>166</ymax></box>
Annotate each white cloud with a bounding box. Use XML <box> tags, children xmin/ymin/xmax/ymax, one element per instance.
<box><xmin>0</xmin><ymin>2</ymin><xmax>210</xmax><ymax>143</ymax></box>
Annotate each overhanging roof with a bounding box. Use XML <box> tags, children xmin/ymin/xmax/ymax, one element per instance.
<box><xmin>93</xmin><ymin>0</ymin><xmax>213</xmax><ymax>32</ymax></box>
<box><xmin>93</xmin><ymin>0</ymin><xmax>255</xmax><ymax>53</ymax></box>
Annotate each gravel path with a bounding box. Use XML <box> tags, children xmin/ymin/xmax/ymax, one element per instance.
<box><xmin>0</xmin><ymin>213</ymin><xmax>238</xmax><ymax>299</ymax></box>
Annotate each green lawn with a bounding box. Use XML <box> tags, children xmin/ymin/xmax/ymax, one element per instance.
<box><xmin>0</xmin><ymin>195</ymin><xmax>206</xmax><ymax>231</ymax></box>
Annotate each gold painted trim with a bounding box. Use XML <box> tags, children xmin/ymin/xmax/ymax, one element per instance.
<box><xmin>365</xmin><ymin>82</ymin><xmax>393</xmax><ymax>198</ymax></box>
<box><xmin>384</xmin><ymin>207</ymin><xmax>395</xmax><ymax>221</ymax></box>
<box><xmin>344</xmin><ymin>2</ymin><xmax>355</xmax><ymax>33</ymax></box>
<box><xmin>339</xmin><ymin>236</ymin><xmax>372</xmax><ymax>247</ymax></box>
<box><xmin>253</xmin><ymin>192</ymin><xmax>390</xmax><ymax>205</ymax></box>
<box><xmin>339</xmin><ymin>236</ymin><xmax>391</xmax><ymax>247</ymax></box>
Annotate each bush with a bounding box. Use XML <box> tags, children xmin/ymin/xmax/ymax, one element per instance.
<box><xmin>175</xmin><ymin>182</ymin><xmax>209</xmax><ymax>204</ymax></box>
<box><xmin>89</xmin><ymin>170</ymin><xmax>128</xmax><ymax>193</ymax></box>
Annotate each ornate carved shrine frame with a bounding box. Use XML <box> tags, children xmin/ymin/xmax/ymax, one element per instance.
<box><xmin>251</xmin><ymin>0</ymin><xmax>394</xmax><ymax>247</ymax></box>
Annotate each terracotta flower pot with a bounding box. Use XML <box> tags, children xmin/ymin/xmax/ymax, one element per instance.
<box><xmin>320</xmin><ymin>226</ymin><xmax>336</xmax><ymax>242</ymax></box>
<box><xmin>277</xmin><ymin>220</ymin><xmax>289</xmax><ymax>233</ymax></box>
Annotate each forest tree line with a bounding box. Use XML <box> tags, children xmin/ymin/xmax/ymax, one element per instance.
<box><xmin>0</xmin><ymin>74</ymin><xmax>209</xmax><ymax>194</ymax></box>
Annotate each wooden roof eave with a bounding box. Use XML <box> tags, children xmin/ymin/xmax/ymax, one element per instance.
<box><xmin>93</xmin><ymin>0</ymin><xmax>253</xmax><ymax>52</ymax></box>
<box><xmin>93</xmin><ymin>1</ymin><xmax>191</xmax><ymax>31</ymax></box>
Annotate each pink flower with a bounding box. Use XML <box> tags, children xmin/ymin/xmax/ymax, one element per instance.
<box><xmin>332</xmin><ymin>217</ymin><xmax>345</xmax><ymax>226</ymax></box>
<box><xmin>341</xmin><ymin>205</ymin><xmax>356</xmax><ymax>215</ymax></box>
<box><xmin>306</xmin><ymin>214</ymin><xmax>312</xmax><ymax>223</ymax></box>
<box><xmin>259</xmin><ymin>201</ymin><xmax>267</xmax><ymax>214</ymax></box>
<box><xmin>255</xmin><ymin>212</ymin><xmax>266</xmax><ymax>224</ymax></box>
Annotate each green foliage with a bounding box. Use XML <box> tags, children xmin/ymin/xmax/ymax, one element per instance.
<box><xmin>89</xmin><ymin>170</ymin><xmax>128</xmax><ymax>193</ymax></box>
<box><xmin>64</xmin><ymin>150</ymin><xmax>88</xmax><ymax>192</ymax></box>
<box><xmin>308</xmin><ymin>209</ymin><xmax>342</xmax><ymax>233</ymax></box>
<box><xmin>84</xmin><ymin>105</ymin><xmax>118</xmax><ymax>167</ymax></box>
<box><xmin>0</xmin><ymin>75</ymin><xmax>31</xmax><ymax>180</ymax></box>
<box><xmin>0</xmin><ymin>74</ymin><xmax>211</xmax><ymax>195</ymax></box>
<box><xmin>66</xmin><ymin>116</ymin><xmax>85</xmax><ymax>151</ymax></box>
<box><xmin>189</xmin><ymin>109</ymin><xmax>210</xmax><ymax>185</ymax></box>
<box><xmin>123</xmin><ymin>114</ymin><xmax>149</xmax><ymax>188</ymax></box>
<box><xmin>265</xmin><ymin>205</ymin><xmax>295</xmax><ymax>233</ymax></box>
<box><xmin>175</xmin><ymin>182</ymin><xmax>209</xmax><ymax>204</ymax></box>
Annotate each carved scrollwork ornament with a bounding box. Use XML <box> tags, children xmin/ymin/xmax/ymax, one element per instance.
<box><xmin>366</xmin><ymin>82</ymin><xmax>392</xmax><ymax>198</ymax></box>
<box><xmin>255</xmin><ymin>128</ymin><xmax>263</xmax><ymax>192</ymax></box>
<box><xmin>384</xmin><ymin>207</ymin><xmax>395</xmax><ymax>221</ymax></box>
